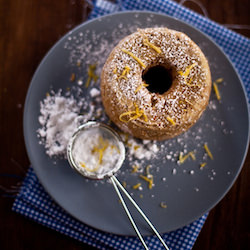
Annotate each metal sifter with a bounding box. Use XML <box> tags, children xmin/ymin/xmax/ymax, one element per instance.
<box><xmin>67</xmin><ymin>121</ymin><xmax>169</xmax><ymax>250</ymax></box>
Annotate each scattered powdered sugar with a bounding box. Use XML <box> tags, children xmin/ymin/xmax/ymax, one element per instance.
<box><xmin>124</xmin><ymin>136</ymin><xmax>159</xmax><ymax>160</ymax></box>
<box><xmin>90</xmin><ymin>88</ymin><xmax>100</xmax><ymax>97</ymax></box>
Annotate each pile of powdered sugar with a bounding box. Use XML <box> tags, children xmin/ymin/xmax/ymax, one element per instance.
<box><xmin>37</xmin><ymin>91</ymin><xmax>88</xmax><ymax>157</ymax></box>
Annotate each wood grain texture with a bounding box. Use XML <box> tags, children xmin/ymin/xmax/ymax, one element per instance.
<box><xmin>0</xmin><ymin>1</ymin><xmax>249</xmax><ymax>249</ymax></box>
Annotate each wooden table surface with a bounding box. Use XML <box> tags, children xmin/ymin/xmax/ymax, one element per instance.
<box><xmin>0</xmin><ymin>0</ymin><xmax>249</xmax><ymax>249</ymax></box>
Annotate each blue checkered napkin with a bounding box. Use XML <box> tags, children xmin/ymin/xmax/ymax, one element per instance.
<box><xmin>13</xmin><ymin>168</ymin><xmax>208</xmax><ymax>250</ymax></box>
<box><xmin>13</xmin><ymin>0</ymin><xmax>249</xmax><ymax>249</ymax></box>
<box><xmin>90</xmin><ymin>0</ymin><xmax>250</xmax><ymax>102</ymax></box>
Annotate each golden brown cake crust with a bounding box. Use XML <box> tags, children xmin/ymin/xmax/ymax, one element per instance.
<box><xmin>101</xmin><ymin>27</ymin><xmax>212</xmax><ymax>140</ymax></box>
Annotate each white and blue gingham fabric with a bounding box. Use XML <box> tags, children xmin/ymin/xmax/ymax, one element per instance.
<box><xmin>13</xmin><ymin>168</ymin><xmax>208</xmax><ymax>249</ymax></box>
<box><xmin>13</xmin><ymin>0</ymin><xmax>250</xmax><ymax>249</ymax></box>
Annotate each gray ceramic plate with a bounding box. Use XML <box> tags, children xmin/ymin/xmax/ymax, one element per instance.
<box><xmin>23</xmin><ymin>11</ymin><xmax>249</xmax><ymax>236</ymax></box>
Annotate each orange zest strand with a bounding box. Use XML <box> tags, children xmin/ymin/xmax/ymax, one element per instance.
<box><xmin>160</xmin><ymin>202</ymin><xmax>167</xmax><ymax>208</ymax></box>
<box><xmin>135</xmin><ymin>83</ymin><xmax>149</xmax><ymax>93</ymax></box>
<box><xmin>179</xmin><ymin>152</ymin><xmax>189</xmax><ymax>164</ymax></box>
<box><xmin>70</xmin><ymin>73</ymin><xmax>75</xmax><ymax>82</ymax></box>
<box><xmin>118</xmin><ymin>65</ymin><xmax>131</xmax><ymax>80</ymax></box>
<box><xmin>119</xmin><ymin>103</ymin><xmax>148</xmax><ymax>123</ymax></box>
<box><xmin>213</xmin><ymin>82</ymin><xmax>221</xmax><ymax>100</ymax></box>
<box><xmin>216</xmin><ymin>78</ymin><xmax>223</xmax><ymax>83</ymax></box>
<box><xmin>80</xmin><ymin>162</ymin><xmax>100</xmax><ymax>172</ymax></box>
<box><xmin>200</xmin><ymin>162</ymin><xmax>207</xmax><ymax>168</ymax></box>
<box><xmin>133</xmin><ymin>183</ymin><xmax>142</xmax><ymax>190</ymax></box>
<box><xmin>92</xmin><ymin>136</ymin><xmax>109</xmax><ymax>164</ymax></box>
<box><xmin>143</xmin><ymin>38</ymin><xmax>162</xmax><ymax>54</ymax></box>
<box><xmin>178</xmin><ymin>151</ymin><xmax>196</xmax><ymax>164</ymax></box>
<box><xmin>187</xmin><ymin>77</ymin><xmax>193</xmax><ymax>86</ymax></box>
<box><xmin>146</xmin><ymin>165</ymin><xmax>152</xmax><ymax>178</ymax></box>
<box><xmin>85</xmin><ymin>64</ymin><xmax>99</xmax><ymax>88</ymax></box>
<box><xmin>178</xmin><ymin>63</ymin><xmax>197</xmax><ymax>85</ymax></box>
<box><xmin>189</xmin><ymin>151</ymin><xmax>196</xmax><ymax>161</ymax></box>
<box><xmin>76</xmin><ymin>60</ymin><xmax>81</xmax><ymax>67</ymax></box>
<box><xmin>140</xmin><ymin>175</ymin><xmax>153</xmax><ymax>189</ymax></box>
<box><xmin>186</xmin><ymin>77</ymin><xmax>201</xmax><ymax>87</ymax></box>
<box><xmin>179</xmin><ymin>99</ymin><xmax>193</xmax><ymax>106</ymax></box>
<box><xmin>184</xmin><ymin>99</ymin><xmax>193</xmax><ymax>105</ymax></box>
<box><xmin>110</xmin><ymin>144</ymin><xmax>120</xmax><ymax>154</ymax></box>
<box><xmin>204</xmin><ymin>143</ymin><xmax>213</xmax><ymax>160</ymax></box>
<box><xmin>167</xmin><ymin>116</ymin><xmax>176</xmax><ymax>126</ymax></box>
<box><xmin>131</xmin><ymin>165</ymin><xmax>140</xmax><ymax>173</ymax></box>
<box><xmin>121</xmin><ymin>48</ymin><xmax>146</xmax><ymax>69</ymax></box>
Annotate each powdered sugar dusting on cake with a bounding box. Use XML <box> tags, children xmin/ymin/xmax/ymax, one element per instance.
<box><xmin>101</xmin><ymin>28</ymin><xmax>211</xmax><ymax>140</ymax></box>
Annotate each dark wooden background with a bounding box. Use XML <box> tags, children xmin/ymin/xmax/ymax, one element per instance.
<box><xmin>0</xmin><ymin>0</ymin><xmax>249</xmax><ymax>249</ymax></box>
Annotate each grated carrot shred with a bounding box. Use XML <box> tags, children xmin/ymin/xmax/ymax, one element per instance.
<box><xmin>121</xmin><ymin>49</ymin><xmax>146</xmax><ymax>69</ymax></box>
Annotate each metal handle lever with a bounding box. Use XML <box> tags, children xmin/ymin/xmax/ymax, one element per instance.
<box><xmin>110</xmin><ymin>175</ymin><xmax>169</xmax><ymax>250</ymax></box>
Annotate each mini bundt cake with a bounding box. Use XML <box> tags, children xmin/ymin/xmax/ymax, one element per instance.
<box><xmin>101</xmin><ymin>27</ymin><xmax>212</xmax><ymax>140</ymax></box>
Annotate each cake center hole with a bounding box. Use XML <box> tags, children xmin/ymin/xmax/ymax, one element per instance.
<box><xmin>142</xmin><ymin>65</ymin><xmax>172</xmax><ymax>94</ymax></box>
